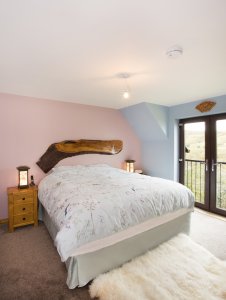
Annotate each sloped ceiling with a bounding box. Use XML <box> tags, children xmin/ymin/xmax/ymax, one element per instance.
<box><xmin>121</xmin><ymin>102</ymin><xmax>168</xmax><ymax>142</ymax></box>
<box><xmin>0</xmin><ymin>0</ymin><xmax>226</xmax><ymax>109</ymax></box>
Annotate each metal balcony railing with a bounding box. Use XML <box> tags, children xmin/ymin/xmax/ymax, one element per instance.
<box><xmin>185</xmin><ymin>159</ymin><xmax>226</xmax><ymax>210</ymax></box>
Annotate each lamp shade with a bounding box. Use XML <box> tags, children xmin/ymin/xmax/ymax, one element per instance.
<box><xmin>17</xmin><ymin>166</ymin><xmax>30</xmax><ymax>189</ymax></box>
<box><xmin>125</xmin><ymin>160</ymin><xmax>135</xmax><ymax>173</ymax></box>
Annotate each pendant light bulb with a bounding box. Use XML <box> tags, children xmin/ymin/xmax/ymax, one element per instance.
<box><xmin>117</xmin><ymin>72</ymin><xmax>131</xmax><ymax>100</ymax></box>
<box><xmin>123</xmin><ymin>91</ymin><xmax>130</xmax><ymax>99</ymax></box>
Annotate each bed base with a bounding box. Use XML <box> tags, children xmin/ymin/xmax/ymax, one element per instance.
<box><xmin>42</xmin><ymin>207</ymin><xmax>191</xmax><ymax>289</ymax></box>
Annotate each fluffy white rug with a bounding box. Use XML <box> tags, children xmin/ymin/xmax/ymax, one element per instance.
<box><xmin>89</xmin><ymin>234</ymin><xmax>226</xmax><ymax>300</ymax></box>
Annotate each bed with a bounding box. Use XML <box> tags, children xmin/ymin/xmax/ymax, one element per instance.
<box><xmin>38</xmin><ymin>164</ymin><xmax>194</xmax><ymax>289</ymax></box>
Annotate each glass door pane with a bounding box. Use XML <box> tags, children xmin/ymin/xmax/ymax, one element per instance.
<box><xmin>216</xmin><ymin>119</ymin><xmax>226</xmax><ymax>211</ymax></box>
<box><xmin>184</xmin><ymin>122</ymin><xmax>206</xmax><ymax>204</ymax></box>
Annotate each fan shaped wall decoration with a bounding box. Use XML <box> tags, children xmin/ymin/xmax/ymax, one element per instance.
<box><xmin>195</xmin><ymin>100</ymin><xmax>216</xmax><ymax>113</ymax></box>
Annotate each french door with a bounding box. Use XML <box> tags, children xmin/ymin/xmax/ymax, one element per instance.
<box><xmin>179</xmin><ymin>114</ymin><xmax>226</xmax><ymax>217</ymax></box>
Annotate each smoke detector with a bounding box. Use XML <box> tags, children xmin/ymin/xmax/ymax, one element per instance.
<box><xmin>116</xmin><ymin>72</ymin><xmax>131</xmax><ymax>79</ymax></box>
<box><xmin>166</xmin><ymin>45</ymin><xmax>183</xmax><ymax>58</ymax></box>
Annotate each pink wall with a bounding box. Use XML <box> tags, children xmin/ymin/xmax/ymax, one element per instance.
<box><xmin>0</xmin><ymin>93</ymin><xmax>141</xmax><ymax>219</ymax></box>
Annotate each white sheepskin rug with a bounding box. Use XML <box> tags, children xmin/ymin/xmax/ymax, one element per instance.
<box><xmin>89</xmin><ymin>234</ymin><xmax>226</xmax><ymax>300</ymax></box>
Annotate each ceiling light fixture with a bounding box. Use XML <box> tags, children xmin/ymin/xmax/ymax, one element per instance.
<box><xmin>166</xmin><ymin>45</ymin><xmax>183</xmax><ymax>58</ymax></box>
<box><xmin>117</xmin><ymin>72</ymin><xmax>131</xmax><ymax>99</ymax></box>
<box><xmin>123</xmin><ymin>91</ymin><xmax>130</xmax><ymax>99</ymax></box>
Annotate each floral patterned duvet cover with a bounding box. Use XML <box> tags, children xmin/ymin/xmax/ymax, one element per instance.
<box><xmin>38</xmin><ymin>164</ymin><xmax>194</xmax><ymax>262</ymax></box>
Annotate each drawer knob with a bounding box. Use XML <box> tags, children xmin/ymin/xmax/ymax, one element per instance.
<box><xmin>23</xmin><ymin>217</ymin><xmax>26</xmax><ymax>221</ymax></box>
<box><xmin>22</xmin><ymin>197</ymin><xmax>25</xmax><ymax>200</ymax></box>
<box><xmin>22</xmin><ymin>208</ymin><xmax>26</xmax><ymax>211</ymax></box>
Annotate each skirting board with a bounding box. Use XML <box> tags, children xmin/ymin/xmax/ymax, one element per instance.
<box><xmin>0</xmin><ymin>218</ymin><xmax>8</xmax><ymax>224</ymax></box>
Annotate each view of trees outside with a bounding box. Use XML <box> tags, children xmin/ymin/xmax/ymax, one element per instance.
<box><xmin>216</xmin><ymin>120</ymin><xmax>226</xmax><ymax>210</ymax></box>
<box><xmin>184</xmin><ymin>122</ymin><xmax>205</xmax><ymax>204</ymax></box>
<box><xmin>184</xmin><ymin>120</ymin><xmax>226</xmax><ymax>210</ymax></box>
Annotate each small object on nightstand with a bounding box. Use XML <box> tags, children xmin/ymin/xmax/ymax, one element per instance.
<box><xmin>30</xmin><ymin>175</ymin><xmax>35</xmax><ymax>186</ymax></box>
<box><xmin>7</xmin><ymin>185</ymin><xmax>38</xmax><ymax>233</ymax></box>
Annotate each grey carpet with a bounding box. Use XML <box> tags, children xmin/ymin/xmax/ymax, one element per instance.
<box><xmin>190</xmin><ymin>209</ymin><xmax>226</xmax><ymax>260</ymax></box>
<box><xmin>0</xmin><ymin>209</ymin><xmax>225</xmax><ymax>300</ymax></box>
<box><xmin>0</xmin><ymin>223</ymin><xmax>91</xmax><ymax>300</ymax></box>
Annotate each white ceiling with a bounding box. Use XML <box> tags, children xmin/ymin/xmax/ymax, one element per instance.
<box><xmin>0</xmin><ymin>0</ymin><xmax>226</xmax><ymax>109</ymax></box>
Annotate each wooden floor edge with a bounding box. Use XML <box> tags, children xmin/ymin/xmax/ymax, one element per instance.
<box><xmin>0</xmin><ymin>218</ymin><xmax>8</xmax><ymax>224</ymax></box>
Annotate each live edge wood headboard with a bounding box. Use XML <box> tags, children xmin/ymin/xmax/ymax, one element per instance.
<box><xmin>36</xmin><ymin>139</ymin><xmax>123</xmax><ymax>173</ymax></box>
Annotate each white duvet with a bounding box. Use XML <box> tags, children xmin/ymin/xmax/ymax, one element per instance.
<box><xmin>38</xmin><ymin>164</ymin><xmax>194</xmax><ymax>262</ymax></box>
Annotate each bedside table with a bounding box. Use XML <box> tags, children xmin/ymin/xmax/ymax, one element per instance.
<box><xmin>7</xmin><ymin>186</ymin><xmax>38</xmax><ymax>232</ymax></box>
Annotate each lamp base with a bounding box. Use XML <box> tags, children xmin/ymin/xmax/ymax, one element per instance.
<box><xmin>18</xmin><ymin>185</ymin><xmax>29</xmax><ymax>189</ymax></box>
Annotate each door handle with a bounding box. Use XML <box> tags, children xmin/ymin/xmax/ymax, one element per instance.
<box><xmin>205</xmin><ymin>159</ymin><xmax>208</xmax><ymax>172</ymax></box>
<box><xmin>211</xmin><ymin>160</ymin><xmax>218</xmax><ymax>172</ymax></box>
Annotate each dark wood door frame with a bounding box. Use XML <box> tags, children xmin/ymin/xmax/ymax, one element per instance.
<box><xmin>179</xmin><ymin>116</ymin><xmax>210</xmax><ymax>211</ymax></box>
<box><xmin>179</xmin><ymin>113</ymin><xmax>226</xmax><ymax>217</ymax></box>
<box><xmin>209</xmin><ymin>114</ymin><xmax>226</xmax><ymax>216</ymax></box>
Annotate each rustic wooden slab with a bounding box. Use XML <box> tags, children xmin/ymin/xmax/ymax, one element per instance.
<box><xmin>36</xmin><ymin>139</ymin><xmax>123</xmax><ymax>173</ymax></box>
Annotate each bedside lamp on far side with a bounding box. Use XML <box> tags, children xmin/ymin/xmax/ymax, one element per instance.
<box><xmin>17</xmin><ymin>166</ymin><xmax>30</xmax><ymax>189</ymax></box>
<box><xmin>125</xmin><ymin>160</ymin><xmax>135</xmax><ymax>173</ymax></box>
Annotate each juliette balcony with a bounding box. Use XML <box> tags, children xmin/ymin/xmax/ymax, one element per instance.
<box><xmin>184</xmin><ymin>159</ymin><xmax>226</xmax><ymax>210</ymax></box>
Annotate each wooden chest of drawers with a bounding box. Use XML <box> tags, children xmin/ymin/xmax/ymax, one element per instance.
<box><xmin>7</xmin><ymin>186</ymin><xmax>38</xmax><ymax>232</ymax></box>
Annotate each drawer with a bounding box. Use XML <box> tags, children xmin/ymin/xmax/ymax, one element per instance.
<box><xmin>14</xmin><ymin>203</ymin><xmax>34</xmax><ymax>215</ymax></box>
<box><xmin>13</xmin><ymin>192</ymin><xmax>33</xmax><ymax>204</ymax></box>
<box><xmin>14</xmin><ymin>213</ymin><xmax>34</xmax><ymax>226</ymax></box>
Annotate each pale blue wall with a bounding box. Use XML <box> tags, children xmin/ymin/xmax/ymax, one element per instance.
<box><xmin>121</xmin><ymin>95</ymin><xmax>226</xmax><ymax>180</ymax></box>
<box><xmin>121</xmin><ymin>102</ymin><xmax>169</xmax><ymax>142</ymax></box>
<box><xmin>142</xmin><ymin>140</ymin><xmax>170</xmax><ymax>178</ymax></box>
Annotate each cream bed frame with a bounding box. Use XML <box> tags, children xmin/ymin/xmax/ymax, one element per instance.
<box><xmin>42</xmin><ymin>206</ymin><xmax>192</xmax><ymax>289</ymax></box>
